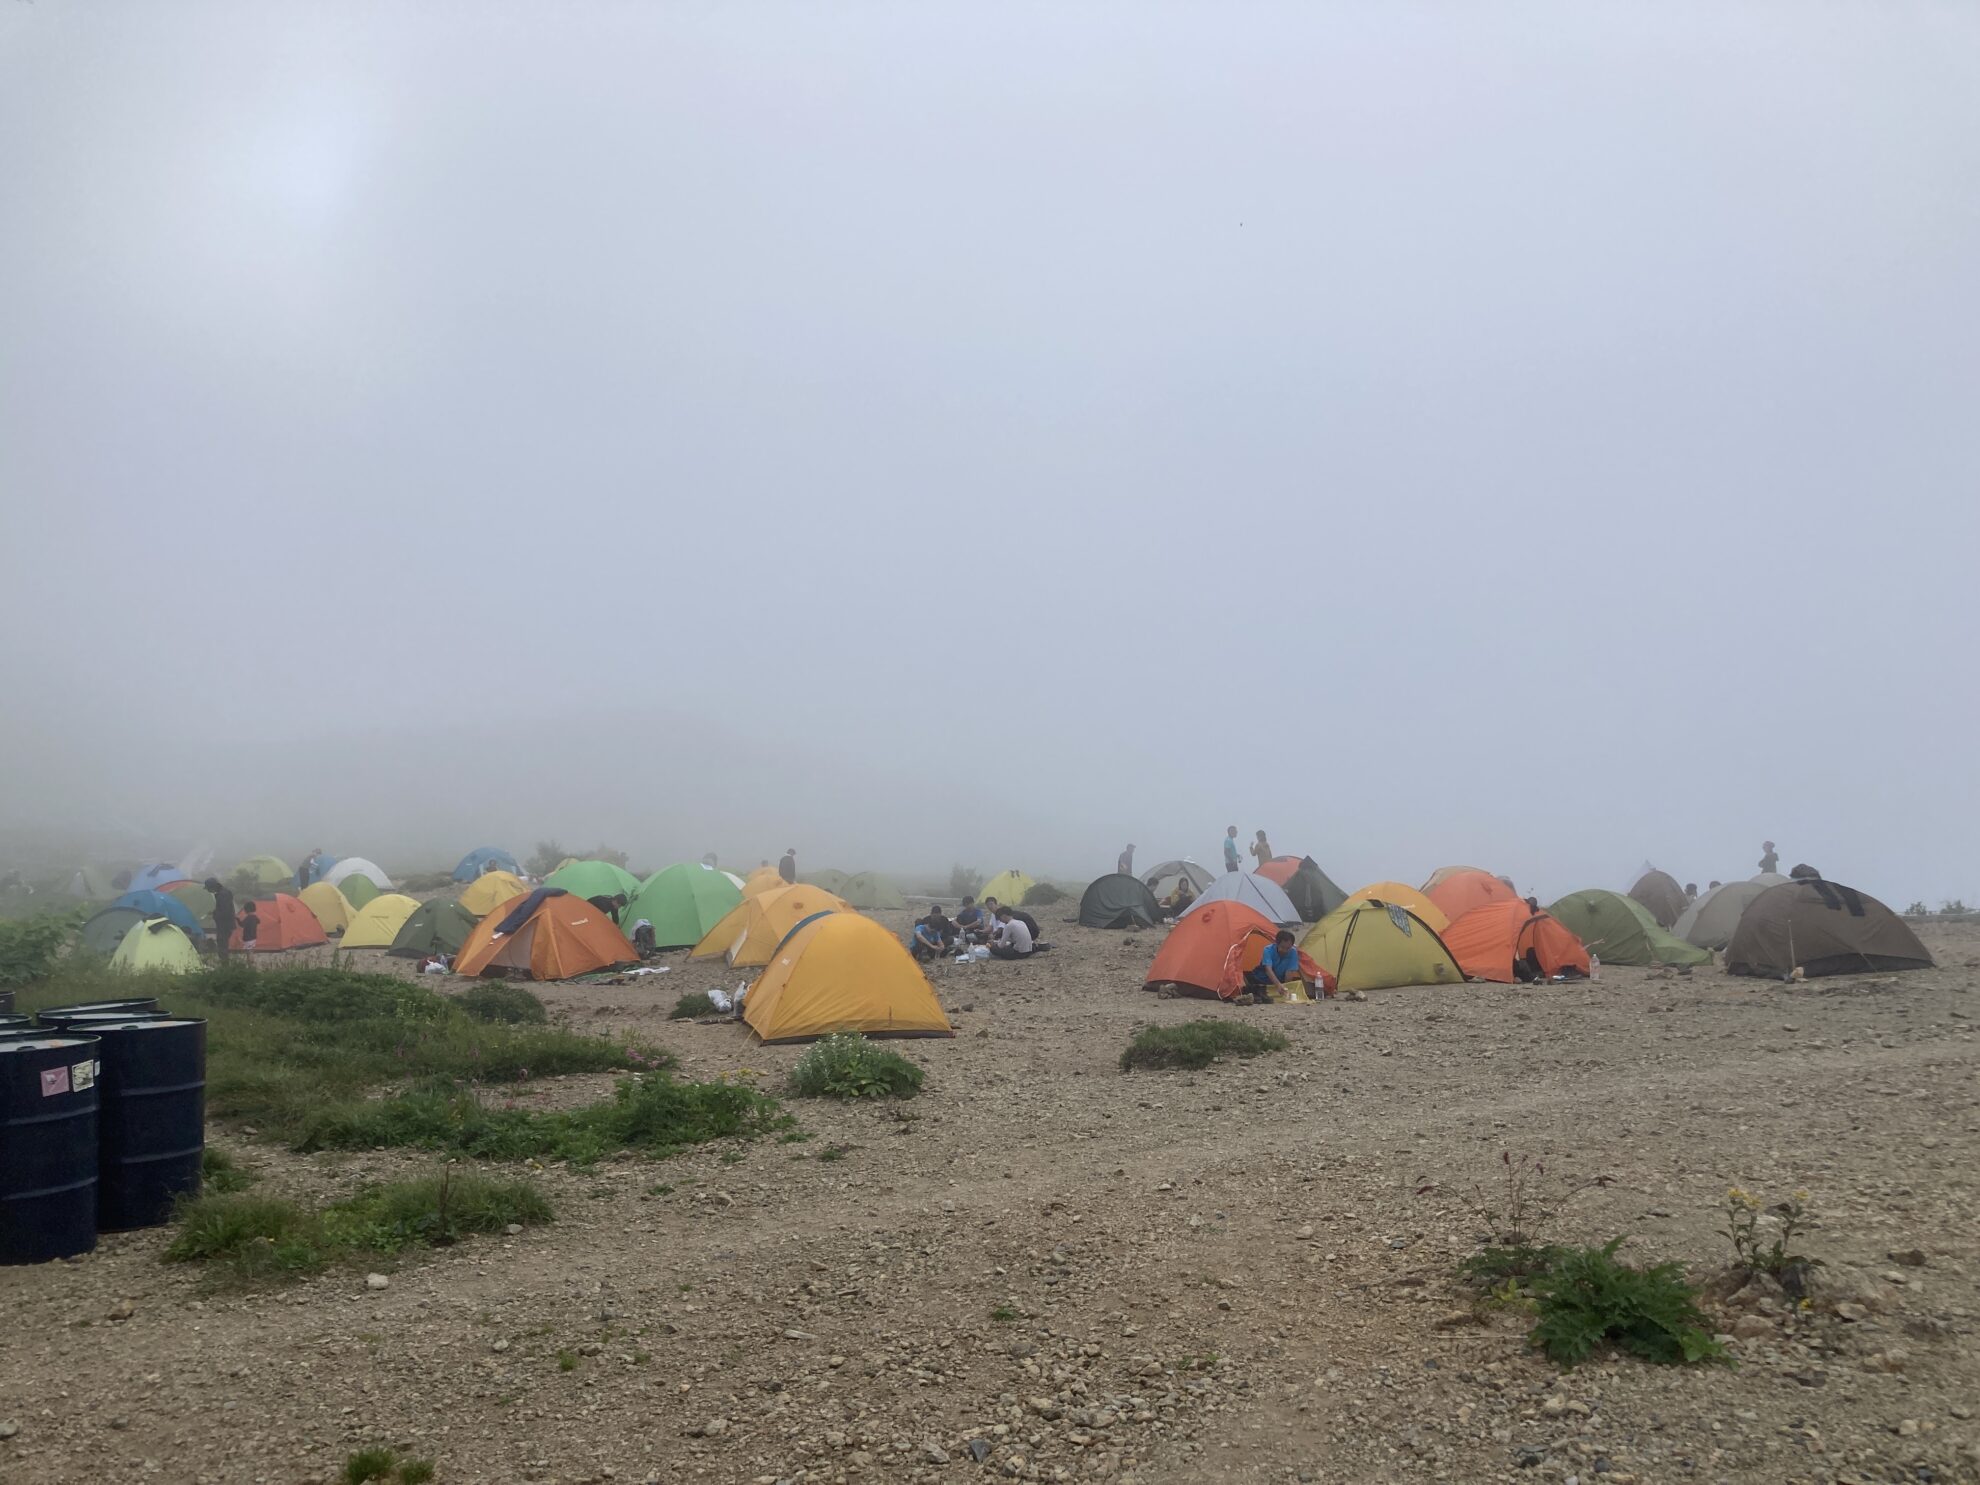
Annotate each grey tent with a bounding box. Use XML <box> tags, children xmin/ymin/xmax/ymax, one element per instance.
<box><xmin>1181</xmin><ymin>870</ymin><xmax>1300</xmax><ymax>926</ymax></box>
<box><xmin>1262</xmin><ymin>856</ymin><xmax>1349</xmax><ymax>923</ymax></box>
<box><xmin>79</xmin><ymin>906</ymin><xmax>147</xmax><ymax>957</ymax></box>
<box><xmin>1141</xmin><ymin>860</ymin><xmax>1212</xmax><ymax>898</ymax></box>
<box><xmin>1674</xmin><ymin>879</ymin><xmax>1769</xmax><ymax>950</ymax></box>
<box><xmin>1725</xmin><ymin>879</ymin><xmax>1933</xmax><ymax>979</ymax></box>
<box><xmin>1628</xmin><ymin>869</ymin><xmax>1689</xmax><ymax>929</ymax></box>
<box><xmin>1077</xmin><ymin>873</ymin><xmax>1163</xmax><ymax>930</ymax></box>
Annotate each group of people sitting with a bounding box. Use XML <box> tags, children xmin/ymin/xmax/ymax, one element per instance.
<box><xmin>909</xmin><ymin>894</ymin><xmax>1051</xmax><ymax>962</ymax></box>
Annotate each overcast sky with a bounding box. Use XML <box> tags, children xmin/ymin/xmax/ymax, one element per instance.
<box><xmin>2</xmin><ymin>2</ymin><xmax>1975</xmax><ymax>901</ymax></box>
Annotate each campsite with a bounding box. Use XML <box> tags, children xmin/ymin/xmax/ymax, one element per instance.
<box><xmin>2</xmin><ymin>858</ymin><xmax>1978</xmax><ymax>1485</ymax></box>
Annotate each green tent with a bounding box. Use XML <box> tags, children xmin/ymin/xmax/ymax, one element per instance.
<box><xmin>838</xmin><ymin>871</ymin><xmax>906</xmax><ymax>910</ymax></box>
<box><xmin>803</xmin><ymin>868</ymin><xmax>850</xmax><ymax>894</ymax></box>
<box><xmin>164</xmin><ymin>881</ymin><xmax>217</xmax><ymax>920</ymax></box>
<box><xmin>544</xmin><ymin>859</ymin><xmax>642</xmax><ymax>901</ymax></box>
<box><xmin>233</xmin><ymin>854</ymin><xmax>294</xmax><ymax>887</ymax></box>
<box><xmin>389</xmin><ymin>898</ymin><xmax>478</xmax><ymax>957</ymax></box>
<box><xmin>79</xmin><ymin>906</ymin><xmax>147</xmax><ymax>957</ymax></box>
<box><xmin>339</xmin><ymin>874</ymin><xmax>381</xmax><ymax>910</ymax></box>
<box><xmin>1078</xmin><ymin>873</ymin><xmax>1162</xmax><ymax>929</ymax></box>
<box><xmin>68</xmin><ymin>866</ymin><xmax>119</xmax><ymax>900</ymax></box>
<box><xmin>621</xmin><ymin>863</ymin><xmax>742</xmax><ymax>949</ymax></box>
<box><xmin>110</xmin><ymin>918</ymin><xmax>202</xmax><ymax>975</ymax></box>
<box><xmin>1547</xmin><ymin>889</ymin><xmax>1713</xmax><ymax>968</ymax></box>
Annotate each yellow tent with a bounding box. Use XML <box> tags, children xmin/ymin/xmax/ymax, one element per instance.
<box><xmin>692</xmin><ymin>884</ymin><xmax>850</xmax><ymax>967</ymax></box>
<box><xmin>298</xmin><ymin>881</ymin><xmax>354</xmax><ymax>935</ymax></box>
<box><xmin>1301</xmin><ymin>899</ymin><xmax>1464</xmax><ymax>992</ymax></box>
<box><xmin>980</xmin><ymin>869</ymin><xmax>1036</xmax><ymax>906</ymax></box>
<box><xmin>1344</xmin><ymin>880</ymin><xmax>1449</xmax><ymax>932</ymax></box>
<box><xmin>460</xmin><ymin>870</ymin><xmax>528</xmax><ymax>917</ymax></box>
<box><xmin>742</xmin><ymin>866</ymin><xmax>786</xmax><ymax>898</ymax></box>
<box><xmin>110</xmin><ymin>918</ymin><xmax>202</xmax><ymax>975</ymax></box>
<box><xmin>340</xmin><ymin>893</ymin><xmax>421</xmax><ymax>948</ymax></box>
<box><xmin>745</xmin><ymin>913</ymin><xmax>953</xmax><ymax>1044</ymax></box>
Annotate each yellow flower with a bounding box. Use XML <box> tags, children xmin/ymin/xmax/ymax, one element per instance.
<box><xmin>1792</xmin><ymin>1189</ymin><xmax>1810</xmax><ymax>1203</ymax></box>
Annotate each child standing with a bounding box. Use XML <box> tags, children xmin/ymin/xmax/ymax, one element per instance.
<box><xmin>238</xmin><ymin>899</ymin><xmax>261</xmax><ymax>952</ymax></box>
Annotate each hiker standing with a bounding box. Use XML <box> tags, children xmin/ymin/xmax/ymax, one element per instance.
<box><xmin>1222</xmin><ymin>826</ymin><xmax>1241</xmax><ymax>873</ymax></box>
<box><xmin>778</xmin><ymin>848</ymin><xmax>797</xmax><ymax>884</ymax></box>
<box><xmin>205</xmin><ymin>877</ymin><xmax>236</xmax><ymax>962</ymax></box>
<box><xmin>1250</xmin><ymin>829</ymin><xmax>1273</xmax><ymax>869</ymax></box>
<box><xmin>1117</xmin><ymin>844</ymin><xmax>1135</xmax><ymax>877</ymax></box>
<box><xmin>1758</xmin><ymin>840</ymin><xmax>1779</xmax><ymax>874</ymax></box>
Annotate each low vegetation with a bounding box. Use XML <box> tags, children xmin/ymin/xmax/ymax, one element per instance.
<box><xmin>166</xmin><ymin>1170</ymin><xmax>552</xmax><ymax>1287</ymax></box>
<box><xmin>200</xmin><ymin>1147</ymin><xmax>257</xmax><ymax>1195</ymax></box>
<box><xmin>669</xmin><ymin>991</ymin><xmax>717</xmax><ymax>1020</ymax></box>
<box><xmin>1021</xmin><ymin>881</ymin><xmax>1067</xmax><ymax>907</ymax></box>
<box><xmin>342</xmin><ymin>1446</ymin><xmax>435</xmax><ymax>1484</ymax></box>
<box><xmin>1723</xmin><ymin>1186</ymin><xmax>1821</xmax><ymax>1289</ymax></box>
<box><xmin>1119</xmin><ymin>1019</ymin><xmax>1287</xmax><ymax>1072</ymax></box>
<box><xmin>0</xmin><ymin>910</ymin><xmax>85</xmax><ymax>987</ymax></box>
<box><xmin>790</xmin><ymin>1032</ymin><xmax>924</xmax><ymax>1099</ymax></box>
<box><xmin>1527</xmin><ymin>1239</ymin><xmax>1726</xmax><ymax>1367</ymax></box>
<box><xmin>455</xmin><ymin>983</ymin><xmax>547</xmax><ymax>1025</ymax></box>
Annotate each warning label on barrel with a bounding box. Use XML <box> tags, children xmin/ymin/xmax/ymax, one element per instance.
<box><xmin>40</xmin><ymin>1066</ymin><xmax>70</xmax><ymax>1097</ymax></box>
<box><xmin>71</xmin><ymin>1060</ymin><xmax>96</xmax><ymax>1092</ymax></box>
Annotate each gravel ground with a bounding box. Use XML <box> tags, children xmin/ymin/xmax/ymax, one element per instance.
<box><xmin>3</xmin><ymin>915</ymin><xmax>1976</xmax><ymax>1485</ymax></box>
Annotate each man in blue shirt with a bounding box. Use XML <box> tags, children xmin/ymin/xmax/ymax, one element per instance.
<box><xmin>1245</xmin><ymin>930</ymin><xmax>1303</xmax><ymax>1005</ymax></box>
<box><xmin>1222</xmin><ymin>826</ymin><xmax>1241</xmax><ymax>873</ymax></box>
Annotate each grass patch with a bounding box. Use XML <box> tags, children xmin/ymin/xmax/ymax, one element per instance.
<box><xmin>1458</xmin><ymin>1244</ymin><xmax>1569</xmax><ymax>1287</ymax></box>
<box><xmin>166</xmin><ymin>1170</ymin><xmax>553</xmax><ymax>1287</ymax></box>
<box><xmin>669</xmin><ymin>991</ymin><xmax>717</xmax><ymax>1020</ymax></box>
<box><xmin>455</xmin><ymin>983</ymin><xmax>547</xmax><ymax>1025</ymax></box>
<box><xmin>201</xmin><ymin>1147</ymin><xmax>257</xmax><ymax>1195</ymax></box>
<box><xmin>1120</xmin><ymin>1020</ymin><xmax>1287</xmax><ymax>1072</ymax></box>
<box><xmin>341</xmin><ymin>1448</ymin><xmax>435</xmax><ymax>1484</ymax></box>
<box><xmin>1515</xmin><ymin>1239</ymin><xmax>1726</xmax><ymax>1368</ymax></box>
<box><xmin>290</xmin><ymin>1073</ymin><xmax>792</xmax><ymax>1166</ymax></box>
<box><xmin>990</xmin><ymin>1304</ymin><xmax>1019</xmax><ymax>1322</ymax></box>
<box><xmin>789</xmin><ymin>1032</ymin><xmax>923</xmax><ymax>1100</ymax></box>
<box><xmin>557</xmin><ymin>1348</ymin><xmax>579</xmax><ymax>1372</ymax></box>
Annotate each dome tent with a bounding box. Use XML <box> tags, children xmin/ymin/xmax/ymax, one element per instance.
<box><xmin>233</xmin><ymin>855</ymin><xmax>294</xmax><ymax>888</ymax></box>
<box><xmin>324</xmin><ymin>857</ymin><xmax>394</xmax><ymax>891</ymax></box>
<box><xmin>1344</xmin><ymin>881</ymin><xmax>1449</xmax><ymax>933</ymax></box>
<box><xmin>68</xmin><ymin>866</ymin><xmax>118</xmax><ymax>900</ymax></box>
<box><xmin>838</xmin><ymin>871</ymin><xmax>906</xmax><ymax>910</ymax></box>
<box><xmin>79</xmin><ymin>906</ymin><xmax>148</xmax><ymax>958</ymax></box>
<box><xmin>622</xmin><ymin>863</ymin><xmax>743</xmax><ymax>949</ymax></box>
<box><xmin>231</xmin><ymin>894</ymin><xmax>328</xmax><ymax>952</ymax></box>
<box><xmin>1548</xmin><ymin>889</ymin><xmax>1712</xmax><ymax>967</ymax></box>
<box><xmin>1301</xmin><ymin>900</ymin><xmax>1464</xmax><ymax>991</ymax></box>
<box><xmin>1141</xmin><ymin>860</ymin><xmax>1213</xmax><ymax>899</ymax></box>
<box><xmin>1674</xmin><ymin>880</ymin><xmax>1770</xmax><ymax>950</ymax></box>
<box><xmin>743</xmin><ymin>866</ymin><xmax>787</xmax><ymax>898</ymax></box>
<box><xmin>1425</xmin><ymin>869</ymin><xmax>1520</xmax><ymax>926</ymax></box>
<box><xmin>691</xmin><ymin>885</ymin><xmax>850</xmax><ymax>968</ymax></box>
<box><xmin>454</xmin><ymin>889</ymin><xmax>637</xmax><ymax>980</ymax></box>
<box><xmin>460</xmin><ymin>870</ymin><xmax>529</xmax><ymax>917</ymax></box>
<box><xmin>544</xmin><ymin>859</ymin><xmax>640</xmax><ymax>901</ymax></box>
<box><xmin>110</xmin><ymin>919</ymin><xmax>201</xmax><ymax>975</ymax></box>
<box><xmin>1442</xmin><ymin>901</ymin><xmax>1590</xmax><ymax>983</ymax></box>
<box><xmin>389</xmin><ymin>898</ymin><xmax>479</xmax><ymax>957</ymax></box>
<box><xmin>164</xmin><ymin>881</ymin><xmax>216</xmax><ymax>921</ymax></box>
<box><xmin>980</xmin><ymin>870</ymin><xmax>1036</xmax><ymax>908</ymax></box>
<box><xmin>1256</xmin><ymin>856</ymin><xmax>1349</xmax><ymax>922</ymax></box>
<box><xmin>1181</xmin><ymin>871</ymin><xmax>1300</xmax><ymax>926</ymax></box>
<box><xmin>1628</xmin><ymin>869</ymin><xmax>1689</xmax><ymax>930</ymax></box>
<box><xmin>338</xmin><ymin>875</ymin><xmax>382</xmax><ymax>910</ymax></box>
<box><xmin>744</xmin><ymin>913</ymin><xmax>952</xmax><ymax>1043</ymax></box>
<box><xmin>803</xmin><ymin>868</ymin><xmax>850</xmax><ymax>894</ymax></box>
<box><xmin>453</xmin><ymin>847</ymin><xmax>520</xmax><ymax>882</ymax></box>
<box><xmin>1142</xmin><ymin>900</ymin><xmax>1277</xmax><ymax>999</ymax></box>
<box><xmin>298</xmin><ymin>881</ymin><xmax>355</xmax><ymax>934</ymax></box>
<box><xmin>340</xmin><ymin>893</ymin><xmax>422</xmax><ymax>949</ymax></box>
<box><xmin>1077</xmin><ymin>874</ymin><xmax>1163</xmax><ymax>930</ymax></box>
<box><xmin>110</xmin><ymin>890</ymin><xmax>202</xmax><ymax>939</ymax></box>
<box><xmin>1725</xmin><ymin>879</ymin><xmax>1933</xmax><ymax>979</ymax></box>
<box><xmin>129</xmin><ymin>863</ymin><xmax>187</xmax><ymax>892</ymax></box>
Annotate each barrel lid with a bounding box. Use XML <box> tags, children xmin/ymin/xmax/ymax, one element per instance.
<box><xmin>0</xmin><ymin>1030</ymin><xmax>101</xmax><ymax>1052</ymax></box>
<box><xmin>81</xmin><ymin>1017</ymin><xmax>204</xmax><ymax>1032</ymax></box>
<box><xmin>38</xmin><ymin>1000</ymin><xmax>159</xmax><ymax>1016</ymax></box>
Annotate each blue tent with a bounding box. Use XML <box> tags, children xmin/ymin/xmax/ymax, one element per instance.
<box><xmin>296</xmin><ymin>852</ymin><xmax>341</xmax><ymax>889</ymax></box>
<box><xmin>129</xmin><ymin>863</ymin><xmax>186</xmax><ymax>892</ymax></box>
<box><xmin>111</xmin><ymin>890</ymin><xmax>203</xmax><ymax>938</ymax></box>
<box><xmin>453</xmin><ymin>847</ymin><xmax>521</xmax><ymax>882</ymax></box>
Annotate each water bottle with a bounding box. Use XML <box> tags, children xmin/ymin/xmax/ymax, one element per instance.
<box><xmin>1590</xmin><ymin>953</ymin><xmax>1601</xmax><ymax>982</ymax></box>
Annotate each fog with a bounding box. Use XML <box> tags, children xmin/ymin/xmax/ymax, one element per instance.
<box><xmin>2</xmin><ymin>3</ymin><xmax>1976</xmax><ymax>903</ymax></box>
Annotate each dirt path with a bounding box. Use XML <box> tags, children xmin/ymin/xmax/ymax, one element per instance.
<box><xmin>3</xmin><ymin>918</ymin><xmax>1976</xmax><ymax>1484</ymax></box>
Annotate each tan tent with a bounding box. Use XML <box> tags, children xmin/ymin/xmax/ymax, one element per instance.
<box><xmin>1674</xmin><ymin>880</ymin><xmax>1769</xmax><ymax>950</ymax></box>
<box><xmin>1725</xmin><ymin>880</ymin><xmax>1933</xmax><ymax>979</ymax></box>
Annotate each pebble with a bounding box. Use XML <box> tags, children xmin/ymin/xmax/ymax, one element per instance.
<box><xmin>107</xmin><ymin>1299</ymin><xmax>135</xmax><ymax>1322</ymax></box>
<box><xmin>492</xmin><ymin>1339</ymin><xmax>510</xmax><ymax>1353</ymax></box>
<box><xmin>0</xmin><ymin>1421</ymin><xmax>18</xmax><ymax>1440</ymax></box>
<box><xmin>364</xmin><ymin>1273</ymin><xmax>390</xmax><ymax>1291</ymax></box>
<box><xmin>505</xmin><ymin>1223</ymin><xmax>524</xmax><ymax>1236</ymax></box>
<box><xmin>701</xmin><ymin>1417</ymin><xmax>728</xmax><ymax>1437</ymax></box>
<box><xmin>924</xmin><ymin>1442</ymin><xmax>950</xmax><ymax>1464</ymax></box>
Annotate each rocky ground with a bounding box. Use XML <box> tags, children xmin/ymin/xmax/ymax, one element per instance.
<box><xmin>3</xmin><ymin>916</ymin><xmax>1977</xmax><ymax>1485</ymax></box>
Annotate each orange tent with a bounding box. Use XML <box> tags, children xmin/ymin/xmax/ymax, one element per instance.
<box><xmin>1425</xmin><ymin>869</ymin><xmax>1519</xmax><ymax>924</ymax></box>
<box><xmin>230</xmin><ymin>893</ymin><xmax>329</xmax><ymax>952</ymax></box>
<box><xmin>454</xmin><ymin>891</ymin><xmax>637</xmax><ymax>980</ymax></box>
<box><xmin>1441</xmin><ymin>901</ymin><xmax>1590</xmax><ymax>983</ymax></box>
<box><xmin>1142</xmin><ymin>901</ymin><xmax>1276</xmax><ymax>999</ymax></box>
<box><xmin>1423</xmin><ymin>865</ymin><xmax>1493</xmax><ymax>890</ymax></box>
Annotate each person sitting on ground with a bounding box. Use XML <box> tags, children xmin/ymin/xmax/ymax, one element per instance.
<box><xmin>1163</xmin><ymin>880</ymin><xmax>1197</xmax><ymax>918</ymax></box>
<box><xmin>630</xmin><ymin>918</ymin><xmax>656</xmax><ymax>957</ymax></box>
<box><xmin>922</xmin><ymin>905</ymin><xmax>958</xmax><ymax>950</ymax></box>
<box><xmin>238</xmin><ymin>899</ymin><xmax>260</xmax><ymax>953</ymax></box>
<box><xmin>1245</xmin><ymin>929</ymin><xmax>1302</xmax><ymax>1004</ymax></box>
<box><xmin>1009</xmin><ymin>904</ymin><xmax>1045</xmax><ymax>948</ymax></box>
<box><xmin>909</xmin><ymin>915</ymin><xmax>947</xmax><ymax>962</ymax></box>
<box><xmin>972</xmin><ymin>897</ymin><xmax>1001</xmax><ymax>942</ymax></box>
<box><xmin>988</xmin><ymin>905</ymin><xmax>1036</xmax><ymax>961</ymax></box>
<box><xmin>955</xmin><ymin>895</ymin><xmax>985</xmax><ymax>936</ymax></box>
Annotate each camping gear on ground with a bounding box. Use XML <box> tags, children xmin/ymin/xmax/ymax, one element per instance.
<box><xmin>743</xmin><ymin>912</ymin><xmax>953</xmax><ymax>1043</ymax></box>
<box><xmin>836</xmin><ymin>871</ymin><xmax>906</xmax><ymax>910</ymax></box>
<box><xmin>691</xmin><ymin>885</ymin><xmax>851</xmax><ymax>967</ymax></box>
<box><xmin>87</xmin><ymin>1017</ymin><xmax>205</xmax><ymax>1231</ymax></box>
<box><xmin>1441</xmin><ymin>901</ymin><xmax>1590</xmax><ymax>983</ymax></box>
<box><xmin>1180</xmin><ymin>871</ymin><xmax>1300</xmax><ymax>926</ymax></box>
<box><xmin>231</xmin><ymin>855</ymin><xmax>294</xmax><ymax>887</ymax></box>
<box><xmin>1725</xmin><ymin>880</ymin><xmax>1933</xmax><ymax>979</ymax></box>
<box><xmin>979</xmin><ymin>870</ymin><xmax>1036</xmax><ymax>908</ymax></box>
<box><xmin>453</xmin><ymin>847</ymin><xmax>521</xmax><ymax>882</ymax></box>
<box><xmin>339</xmin><ymin>893</ymin><xmax>421</xmax><ymax>948</ymax></box>
<box><xmin>543</xmin><ymin>859</ymin><xmax>641</xmax><ymax>901</ymax></box>
<box><xmin>453</xmin><ymin>888</ymin><xmax>639</xmax><ymax>980</ymax></box>
<box><xmin>1674</xmin><ymin>879</ymin><xmax>1770</xmax><ymax>950</ymax></box>
<box><xmin>460</xmin><ymin>869</ymin><xmax>529</xmax><ymax>917</ymax></box>
<box><xmin>297</xmin><ymin>881</ymin><xmax>355</xmax><ymax>935</ymax></box>
<box><xmin>1344</xmin><ymin>881</ymin><xmax>1450</xmax><ymax>932</ymax></box>
<box><xmin>230</xmin><ymin>894</ymin><xmax>328</xmax><ymax>953</ymax></box>
<box><xmin>389</xmin><ymin>898</ymin><xmax>479</xmax><ymax>957</ymax></box>
<box><xmin>1</xmin><ymin>1031</ymin><xmax>101</xmax><ymax>1263</ymax></box>
<box><xmin>1301</xmin><ymin>899</ymin><xmax>1465</xmax><ymax>991</ymax></box>
<box><xmin>622</xmin><ymin>863</ymin><xmax>744</xmax><ymax>950</ymax></box>
<box><xmin>111</xmin><ymin>919</ymin><xmax>203</xmax><ymax>974</ymax></box>
<box><xmin>1628</xmin><ymin>869</ymin><xmax>1689</xmax><ymax>929</ymax></box>
<box><xmin>1424</xmin><ymin>869</ymin><xmax>1520</xmax><ymax>926</ymax></box>
<box><xmin>323</xmin><ymin>856</ymin><xmax>394</xmax><ymax>890</ymax></box>
<box><xmin>1077</xmin><ymin>874</ymin><xmax>1163</xmax><ymax>930</ymax></box>
<box><xmin>1548</xmin><ymin>890</ymin><xmax>1713</xmax><ymax>968</ymax></box>
<box><xmin>1255</xmin><ymin>856</ymin><xmax>1350</xmax><ymax>922</ymax></box>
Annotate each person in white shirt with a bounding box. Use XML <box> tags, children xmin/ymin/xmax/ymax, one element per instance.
<box><xmin>989</xmin><ymin>906</ymin><xmax>1035</xmax><ymax>960</ymax></box>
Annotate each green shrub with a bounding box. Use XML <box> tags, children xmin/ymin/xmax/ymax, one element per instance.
<box><xmin>455</xmin><ymin>984</ymin><xmax>547</xmax><ymax>1025</ymax></box>
<box><xmin>1021</xmin><ymin>882</ymin><xmax>1066</xmax><ymax>907</ymax></box>
<box><xmin>342</xmin><ymin>1448</ymin><xmax>398</xmax><ymax>1484</ymax></box>
<box><xmin>1527</xmin><ymin>1238</ymin><xmax>1727</xmax><ymax>1367</ymax></box>
<box><xmin>669</xmin><ymin>991</ymin><xmax>717</xmax><ymax>1020</ymax></box>
<box><xmin>0</xmin><ymin>910</ymin><xmax>83</xmax><ymax>988</ymax></box>
<box><xmin>396</xmin><ymin>1462</ymin><xmax>435</xmax><ymax>1485</ymax></box>
<box><xmin>790</xmin><ymin>1033</ymin><xmax>924</xmax><ymax>1100</ymax></box>
<box><xmin>1120</xmin><ymin>1020</ymin><xmax>1287</xmax><ymax>1072</ymax></box>
<box><xmin>201</xmin><ymin>1147</ymin><xmax>257</xmax><ymax>1195</ymax></box>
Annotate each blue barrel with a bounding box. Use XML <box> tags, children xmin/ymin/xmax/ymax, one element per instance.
<box><xmin>90</xmin><ymin>1018</ymin><xmax>206</xmax><ymax>1231</ymax></box>
<box><xmin>0</xmin><ymin>1032</ymin><xmax>101</xmax><ymax>1264</ymax></box>
<box><xmin>36</xmin><ymin>997</ymin><xmax>160</xmax><ymax>1023</ymax></box>
<box><xmin>37</xmin><ymin>1010</ymin><xmax>172</xmax><ymax>1032</ymax></box>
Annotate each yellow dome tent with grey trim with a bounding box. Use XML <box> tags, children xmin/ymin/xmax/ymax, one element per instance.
<box><xmin>1300</xmin><ymin>899</ymin><xmax>1464</xmax><ymax>991</ymax></box>
<box><xmin>744</xmin><ymin>913</ymin><xmax>953</xmax><ymax>1044</ymax></box>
